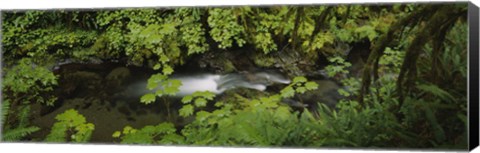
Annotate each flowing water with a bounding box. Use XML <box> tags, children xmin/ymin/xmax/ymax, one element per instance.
<box><xmin>28</xmin><ymin>62</ymin><xmax>293</xmax><ymax>143</ymax></box>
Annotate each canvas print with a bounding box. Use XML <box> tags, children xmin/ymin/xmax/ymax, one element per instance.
<box><xmin>0</xmin><ymin>2</ymin><xmax>471</xmax><ymax>150</ymax></box>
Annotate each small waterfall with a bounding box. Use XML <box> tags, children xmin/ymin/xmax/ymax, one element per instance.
<box><xmin>126</xmin><ymin>70</ymin><xmax>291</xmax><ymax>98</ymax></box>
<box><xmin>174</xmin><ymin>74</ymin><xmax>223</xmax><ymax>96</ymax></box>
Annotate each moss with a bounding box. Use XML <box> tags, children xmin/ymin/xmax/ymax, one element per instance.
<box><xmin>222</xmin><ymin>60</ymin><xmax>237</xmax><ymax>73</ymax></box>
<box><xmin>252</xmin><ymin>53</ymin><xmax>276</xmax><ymax>67</ymax></box>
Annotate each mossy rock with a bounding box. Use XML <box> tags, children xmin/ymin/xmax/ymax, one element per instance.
<box><xmin>252</xmin><ymin>53</ymin><xmax>276</xmax><ymax>67</ymax></box>
<box><xmin>105</xmin><ymin>67</ymin><xmax>131</xmax><ymax>89</ymax></box>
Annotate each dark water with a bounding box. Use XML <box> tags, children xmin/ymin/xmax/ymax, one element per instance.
<box><xmin>26</xmin><ymin>55</ymin><xmax>352</xmax><ymax>143</ymax></box>
<box><xmin>29</xmin><ymin>62</ymin><xmax>185</xmax><ymax>143</ymax></box>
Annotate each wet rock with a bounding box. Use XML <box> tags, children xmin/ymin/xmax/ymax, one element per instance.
<box><xmin>250</xmin><ymin>48</ymin><xmax>316</xmax><ymax>77</ymax></box>
<box><xmin>105</xmin><ymin>67</ymin><xmax>131</xmax><ymax>90</ymax></box>
<box><xmin>109</xmin><ymin>100</ymin><xmax>117</xmax><ymax>108</ymax></box>
<box><xmin>126</xmin><ymin>116</ymin><xmax>136</xmax><ymax>122</ymax></box>
<box><xmin>281</xmin><ymin>98</ymin><xmax>308</xmax><ymax>108</ymax></box>
<box><xmin>81</xmin><ymin>102</ymin><xmax>92</xmax><ymax>109</ymax></box>
<box><xmin>128</xmin><ymin>102</ymin><xmax>139</xmax><ymax>111</ymax></box>
<box><xmin>294</xmin><ymin>80</ymin><xmax>343</xmax><ymax>109</ymax></box>
<box><xmin>197</xmin><ymin>51</ymin><xmax>238</xmax><ymax>73</ymax></box>
<box><xmin>135</xmin><ymin>109</ymin><xmax>147</xmax><ymax>116</ymax></box>
<box><xmin>61</xmin><ymin>71</ymin><xmax>104</xmax><ymax>96</ymax></box>
<box><xmin>251</xmin><ymin>52</ymin><xmax>277</xmax><ymax>67</ymax></box>
<box><xmin>117</xmin><ymin>105</ymin><xmax>131</xmax><ymax>116</ymax></box>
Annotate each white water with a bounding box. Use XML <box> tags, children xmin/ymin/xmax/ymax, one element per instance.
<box><xmin>126</xmin><ymin>70</ymin><xmax>291</xmax><ymax>98</ymax></box>
<box><xmin>174</xmin><ymin>74</ymin><xmax>224</xmax><ymax>96</ymax></box>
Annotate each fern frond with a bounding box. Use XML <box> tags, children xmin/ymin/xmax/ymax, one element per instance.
<box><xmin>46</xmin><ymin>109</ymin><xmax>95</xmax><ymax>143</ymax></box>
<box><xmin>120</xmin><ymin>122</ymin><xmax>183</xmax><ymax>145</ymax></box>
<box><xmin>1</xmin><ymin>101</ymin><xmax>10</xmax><ymax>125</ymax></box>
<box><xmin>424</xmin><ymin>107</ymin><xmax>446</xmax><ymax>143</ymax></box>
<box><xmin>45</xmin><ymin>122</ymin><xmax>68</xmax><ymax>142</ymax></box>
<box><xmin>18</xmin><ymin>105</ymin><xmax>31</xmax><ymax>128</ymax></box>
<box><xmin>2</xmin><ymin>126</ymin><xmax>40</xmax><ymax>141</ymax></box>
<box><xmin>416</xmin><ymin>84</ymin><xmax>456</xmax><ymax>103</ymax></box>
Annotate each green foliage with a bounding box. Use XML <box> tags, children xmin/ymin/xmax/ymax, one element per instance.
<box><xmin>175</xmin><ymin>8</ymin><xmax>210</xmax><ymax>55</ymax></box>
<box><xmin>140</xmin><ymin>73</ymin><xmax>183</xmax><ymax>104</ymax></box>
<box><xmin>46</xmin><ymin>109</ymin><xmax>94</xmax><ymax>143</ymax></box>
<box><xmin>177</xmin><ymin>80</ymin><xmax>323</xmax><ymax>146</ymax></box>
<box><xmin>378</xmin><ymin>47</ymin><xmax>405</xmax><ymax>74</ymax></box>
<box><xmin>2</xmin><ymin>126</ymin><xmax>40</xmax><ymax>141</ymax></box>
<box><xmin>2</xmin><ymin>11</ymin><xmax>98</xmax><ymax>65</ymax></box>
<box><xmin>313</xmin><ymin>101</ymin><xmax>414</xmax><ymax>147</ymax></box>
<box><xmin>354</xmin><ymin>25</ymin><xmax>378</xmax><ymax>42</ymax></box>
<box><xmin>324</xmin><ymin>56</ymin><xmax>352</xmax><ymax>78</ymax></box>
<box><xmin>2</xmin><ymin>58</ymin><xmax>58</xmax><ymax>106</ymax></box>
<box><xmin>1</xmin><ymin>57</ymin><xmax>55</xmax><ymax>141</ymax></box>
<box><xmin>140</xmin><ymin>93</ymin><xmax>156</xmax><ymax>105</ymax></box>
<box><xmin>1</xmin><ymin>102</ymin><xmax>40</xmax><ymax>141</ymax></box>
<box><xmin>1</xmin><ymin>101</ymin><xmax>10</xmax><ymax>126</ymax></box>
<box><xmin>179</xmin><ymin>91</ymin><xmax>216</xmax><ymax>117</ymax></box>
<box><xmin>180</xmin><ymin>94</ymin><xmax>295</xmax><ymax>146</ymax></box>
<box><xmin>113</xmin><ymin>123</ymin><xmax>184</xmax><ymax>145</ymax></box>
<box><xmin>280</xmin><ymin>76</ymin><xmax>318</xmax><ymax>98</ymax></box>
<box><xmin>307</xmin><ymin>31</ymin><xmax>335</xmax><ymax>52</ymax></box>
<box><xmin>416</xmin><ymin>84</ymin><xmax>456</xmax><ymax>103</ymax></box>
<box><xmin>249</xmin><ymin>8</ymin><xmax>285</xmax><ymax>54</ymax></box>
<box><xmin>1</xmin><ymin>5</ymin><xmax>468</xmax><ymax>149</ymax></box>
<box><xmin>208</xmin><ymin>8</ymin><xmax>246</xmax><ymax>49</ymax></box>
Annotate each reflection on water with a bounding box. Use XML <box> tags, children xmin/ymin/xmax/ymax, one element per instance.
<box><xmin>29</xmin><ymin>62</ymin><xmax>292</xmax><ymax>143</ymax></box>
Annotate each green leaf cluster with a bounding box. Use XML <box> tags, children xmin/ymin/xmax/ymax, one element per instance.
<box><xmin>179</xmin><ymin>91</ymin><xmax>216</xmax><ymax>117</ymax></box>
<box><xmin>323</xmin><ymin>56</ymin><xmax>352</xmax><ymax>78</ymax></box>
<box><xmin>140</xmin><ymin>73</ymin><xmax>183</xmax><ymax>104</ymax></box>
<box><xmin>45</xmin><ymin>109</ymin><xmax>95</xmax><ymax>143</ymax></box>
<box><xmin>1</xmin><ymin>4</ymin><xmax>469</xmax><ymax>149</ymax></box>
<box><xmin>2</xmin><ymin>58</ymin><xmax>58</xmax><ymax>106</ymax></box>
<box><xmin>1</xmin><ymin>102</ymin><xmax>40</xmax><ymax>141</ymax></box>
<box><xmin>113</xmin><ymin>123</ymin><xmax>184</xmax><ymax>145</ymax></box>
<box><xmin>208</xmin><ymin>8</ymin><xmax>246</xmax><ymax>49</ymax></box>
<box><xmin>280</xmin><ymin>76</ymin><xmax>318</xmax><ymax>98</ymax></box>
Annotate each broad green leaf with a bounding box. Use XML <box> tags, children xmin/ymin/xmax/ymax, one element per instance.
<box><xmin>212</xmin><ymin>109</ymin><xmax>226</xmax><ymax>117</ymax></box>
<box><xmin>170</xmin><ymin>79</ymin><xmax>183</xmax><ymax>88</ymax></box>
<box><xmin>179</xmin><ymin>104</ymin><xmax>194</xmax><ymax>117</ymax></box>
<box><xmin>162</xmin><ymin>65</ymin><xmax>174</xmax><ymax>75</ymax></box>
<box><xmin>182</xmin><ymin>95</ymin><xmax>193</xmax><ymax>104</ymax></box>
<box><xmin>194</xmin><ymin>98</ymin><xmax>208</xmax><ymax>107</ymax></box>
<box><xmin>262</xmin><ymin>98</ymin><xmax>278</xmax><ymax>108</ymax></box>
<box><xmin>112</xmin><ymin>131</ymin><xmax>121</xmax><ymax>138</ymax></box>
<box><xmin>195</xmin><ymin>111</ymin><xmax>211</xmax><ymax>121</ymax></box>
<box><xmin>338</xmin><ymin>88</ymin><xmax>351</xmax><ymax>97</ymax></box>
<box><xmin>140</xmin><ymin>93</ymin><xmax>156</xmax><ymax>104</ymax></box>
<box><xmin>155</xmin><ymin>90</ymin><xmax>164</xmax><ymax>97</ymax></box>
<box><xmin>164</xmin><ymin>86</ymin><xmax>180</xmax><ymax>95</ymax></box>
<box><xmin>274</xmin><ymin>106</ymin><xmax>291</xmax><ymax>120</ymax></box>
<box><xmin>150</xmin><ymin>74</ymin><xmax>167</xmax><ymax>83</ymax></box>
<box><xmin>296</xmin><ymin>87</ymin><xmax>307</xmax><ymax>94</ymax></box>
<box><xmin>153</xmin><ymin>64</ymin><xmax>161</xmax><ymax>70</ymax></box>
<box><xmin>200</xmin><ymin>91</ymin><xmax>216</xmax><ymax>100</ymax></box>
<box><xmin>305</xmin><ymin>81</ymin><xmax>319</xmax><ymax>90</ymax></box>
<box><xmin>416</xmin><ymin>84</ymin><xmax>456</xmax><ymax>102</ymax></box>
<box><xmin>280</xmin><ymin>86</ymin><xmax>295</xmax><ymax>98</ymax></box>
<box><xmin>293</xmin><ymin>76</ymin><xmax>307</xmax><ymax>83</ymax></box>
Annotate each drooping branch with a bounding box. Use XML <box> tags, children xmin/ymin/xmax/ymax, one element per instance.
<box><xmin>396</xmin><ymin>5</ymin><xmax>466</xmax><ymax>106</ymax></box>
<box><xmin>358</xmin><ymin>5</ymin><xmax>439</xmax><ymax>106</ymax></box>
<box><xmin>291</xmin><ymin>7</ymin><xmax>304</xmax><ymax>51</ymax></box>
<box><xmin>308</xmin><ymin>6</ymin><xmax>332</xmax><ymax>51</ymax></box>
<box><xmin>429</xmin><ymin>11</ymin><xmax>463</xmax><ymax>86</ymax></box>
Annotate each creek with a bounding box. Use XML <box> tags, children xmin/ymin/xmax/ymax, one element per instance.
<box><xmin>27</xmin><ymin>61</ymin><xmax>296</xmax><ymax>143</ymax></box>
<box><xmin>26</xmin><ymin>42</ymin><xmax>368</xmax><ymax>143</ymax></box>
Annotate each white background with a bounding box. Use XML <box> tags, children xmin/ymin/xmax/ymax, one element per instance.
<box><xmin>0</xmin><ymin>0</ymin><xmax>479</xmax><ymax>153</ymax></box>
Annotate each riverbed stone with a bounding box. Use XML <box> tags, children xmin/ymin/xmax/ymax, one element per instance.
<box><xmin>105</xmin><ymin>67</ymin><xmax>131</xmax><ymax>90</ymax></box>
